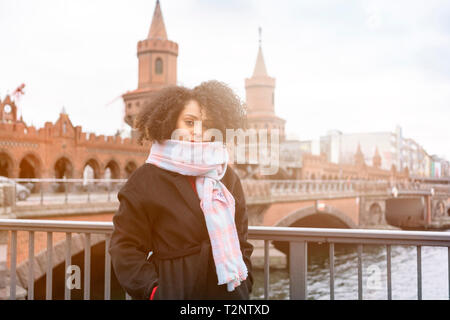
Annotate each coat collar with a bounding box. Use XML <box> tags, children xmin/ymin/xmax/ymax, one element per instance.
<box><xmin>172</xmin><ymin>174</ymin><xmax>206</xmax><ymax>225</ymax></box>
<box><xmin>145</xmin><ymin>163</ymin><xmax>207</xmax><ymax>227</ymax></box>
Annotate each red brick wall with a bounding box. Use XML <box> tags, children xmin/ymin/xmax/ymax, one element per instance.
<box><xmin>322</xmin><ymin>198</ymin><xmax>359</xmax><ymax>225</ymax></box>
<box><xmin>263</xmin><ymin>200</ymin><xmax>315</xmax><ymax>226</ymax></box>
<box><xmin>263</xmin><ymin>198</ymin><xmax>359</xmax><ymax>227</ymax></box>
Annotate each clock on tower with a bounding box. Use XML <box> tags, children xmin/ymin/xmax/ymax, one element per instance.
<box><xmin>0</xmin><ymin>95</ymin><xmax>18</xmax><ymax>123</ymax></box>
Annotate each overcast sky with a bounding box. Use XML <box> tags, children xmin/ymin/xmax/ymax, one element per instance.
<box><xmin>1</xmin><ymin>0</ymin><xmax>449</xmax><ymax>159</ymax></box>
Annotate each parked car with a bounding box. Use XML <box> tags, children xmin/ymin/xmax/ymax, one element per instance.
<box><xmin>0</xmin><ymin>176</ymin><xmax>31</xmax><ymax>201</ymax></box>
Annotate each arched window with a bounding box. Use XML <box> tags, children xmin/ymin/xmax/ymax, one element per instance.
<box><xmin>155</xmin><ymin>58</ymin><xmax>163</xmax><ymax>74</ymax></box>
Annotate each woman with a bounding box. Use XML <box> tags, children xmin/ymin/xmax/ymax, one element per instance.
<box><xmin>108</xmin><ymin>80</ymin><xmax>254</xmax><ymax>300</ymax></box>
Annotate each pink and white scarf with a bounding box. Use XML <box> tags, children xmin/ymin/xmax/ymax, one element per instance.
<box><xmin>145</xmin><ymin>139</ymin><xmax>248</xmax><ymax>292</ymax></box>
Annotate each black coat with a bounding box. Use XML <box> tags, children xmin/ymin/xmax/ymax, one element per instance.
<box><xmin>108</xmin><ymin>162</ymin><xmax>254</xmax><ymax>300</ymax></box>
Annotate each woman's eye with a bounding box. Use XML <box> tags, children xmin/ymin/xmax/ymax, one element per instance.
<box><xmin>185</xmin><ymin>120</ymin><xmax>194</xmax><ymax>126</ymax></box>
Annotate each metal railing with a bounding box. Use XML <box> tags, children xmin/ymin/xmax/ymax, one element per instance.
<box><xmin>0</xmin><ymin>219</ymin><xmax>449</xmax><ymax>300</ymax></box>
<box><xmin>8</xmin><ymin>178</ymin><xmax>127</xmax><ymax>206</ymax></box>
<box><xmin>0</xmin><ymin>219</ymin><xmax>117</xmax><ymax>300</ymax></box>
<box><xmin>250</xmin><ymin>226</ymin><xmax>450</xmax><ymax>300</ymax></box>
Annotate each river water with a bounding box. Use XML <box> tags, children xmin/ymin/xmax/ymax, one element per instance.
<box><xmin>250</xmin><ymin>231</ymin><xmax>450</xmax><ymax>300</ymax></box>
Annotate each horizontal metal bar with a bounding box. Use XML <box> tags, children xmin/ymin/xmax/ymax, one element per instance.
<box><xmin>0</xmin><ymin>219</ymin><xmax>113</xmax><ymax>234</ymax></box>
<box><xmin>12</xmin><ymin>178</ymin><xmax>128</xmax><ymax>183</ymax></box>
<box><xmin>248</xmin><ymin>226</ymin><xmax>450</xmax><ymax>242</ymax></box>
<box><xmin>248</xmin><ymin>235</ymin><xmax>450</xmax><ymax>247</ymax></box>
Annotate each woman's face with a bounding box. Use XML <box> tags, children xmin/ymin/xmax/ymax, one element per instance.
<box><xmin>175</xmin><ymin>99</ymin><xmax>214</xmax><ymax>142</ymax></box>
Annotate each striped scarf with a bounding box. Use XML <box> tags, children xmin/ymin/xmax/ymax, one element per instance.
<box><xmin>145</xmin><ymin>139</ymin><xmax>248</xmax><ymax>292</ymax></box>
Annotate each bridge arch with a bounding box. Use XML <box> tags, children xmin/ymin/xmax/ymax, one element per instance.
<box><xmin>53</xmin><ymin>156</ymin><xmax>73</xmax><ymax>179</ymax></box>
<box><xmin>0</xmin><ymin>150</ymin><xmax>15</xmax><ymax>177</ymax></box>
<box><xmin>83</xmin><ymin>158</ymin><xmax>102</xmax><ymax>179</ymax></box>
<box><xmin>52</xmin><ymin>157</ymin><xmax>74</xmax><ymax>192</ymax></box>
<box><xmin>104</xmin><ymin>159</ymin><xmax>120</xmax><ymax>179</ymax></box>
<box><xmin>274</xmin><ymin>204</ymin><xmax>358</xmax><ymax>229</ymax></box>
<box><xmin>19</xmin><ymin>152</ymin><xmax>42</xmax><ymax>179</ymax></box>
<box><xmin>272</xmin><ymin>204</ymin><xmax>358</xmax><ymax>258</ymax></box>
<box><xmin>124</xmin><ymin>161</ymin><xmax>137</xmax><ymax>178</ymax></box>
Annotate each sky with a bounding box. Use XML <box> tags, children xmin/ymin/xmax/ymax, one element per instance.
<box><xmin>1</xmin><ymin>0</ymin><xmax>449</xmax><ymax>160</ymax></box>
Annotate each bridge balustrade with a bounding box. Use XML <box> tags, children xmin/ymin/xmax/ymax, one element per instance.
<box><xmin>8</xmin><ymin>178</ymin><xmax>450</xmax><ymax>207</ymax></box>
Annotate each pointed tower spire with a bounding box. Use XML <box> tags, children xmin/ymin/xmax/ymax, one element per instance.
<box><xmin>123</xmin><ymin>0</ymin><xmax>178</xmax><ymax>133</ymax></box>
<box><xmin>258</xmin><ymin>26</ymin><xmax>262</xmax><ymax>46</ymax></box>
<box><xmin>373</xmin><ymin>146</ymin><xmax>382</xmax><ymax>168</ymax></box>
<box><xmin>245</xmin><ymin>27</ymin><xmax>286</xmax><ymax>141</ymax></box>
<box><xmin>252</xmin><ymin>27</ymin><xmax>268</xmax><ymax>77</ymax></box>
<box><xmin>354</xmin><ymin>142</ymin><xmax>366</xmax><ymax>167</ymax></box>
<box><xmin>148</xmin><ymin>0</ymin><xmax>168</xmax><ymax>40</ymax></box>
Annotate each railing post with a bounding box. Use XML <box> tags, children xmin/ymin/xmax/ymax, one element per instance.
<box><xmin>264</xmin><ymin>240</ymin><xmax>270</xmax><ymax>299</ymax></box>
<box><xmin>10</xmin><ymin>230</ymin><xmax>17</xmax><ymax>300</ymax></box>
<box><xmin>104</xmin><ymin>234</ymin><xmax>111</xmax><ymax>300</ymax></box>
<box><xmin>329</xmin><ymin>243</ymin><xmax>335</xmax><ymax>300</ymax></box>
<box><xmin>289</xmin><ymin>240</ymin><xmax>308</xmax><ymax>300</ymax></box>
<box><xmin>46</xmin><ymin>232</ymin><xmax>53</xmax><ymax>300</ymax></box>
<box><xmin>28</xmin><ymin>231</ymin><xmax>35</xmax><ymax>299</ymax></box>
<box><xmin>40</xmin><ymin>181</ymin><xmax>44</xmax><ymax>205</ymax></box>
<box><xmin>64</xmin><ymin>180</ymin><xmax>68</xmax><ymax>204</ymax></box>
<box><xmin>65</xmin><ymin>233</ymin><xmax>72</xmax><ymax>300</ymax></box>
<box><xmin>0</xmin><ymin>230</ymin><xmax>8</xmax><ymax>290</ymax></box>
<box><xmin>84</xmin><ymin>233</ymin><xmax>91</xmax><ymax>300</ymax></box>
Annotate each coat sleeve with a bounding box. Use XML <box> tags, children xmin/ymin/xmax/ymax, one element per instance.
<box><xmin>232</xmin><ymin>175</ymin><xmax>254</xmax><ymax>294</ymax></box>
<box><xmin>108</xmin><ymin>186</ymin><xmax>159</xmax><ymax>300</ymax></box>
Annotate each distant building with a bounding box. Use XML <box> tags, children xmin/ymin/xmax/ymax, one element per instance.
<box><xmin>279</xmin><ymin>140</ymin><xmax>303</xmax><ymax>168</ymax></box>
<box><xmin>430</xmin><ymin>155</ymin><xmax>450</xmax><ymax>178</ymax></box>
<box><xmin>0</xmin><ymin>95</ymin><xmax>146</xmax><ymax>180</ymax></box>
<box><xmin>319</xmin><ymin>126</ymin><xmax>435</xmax><ymax>177</ymax></box>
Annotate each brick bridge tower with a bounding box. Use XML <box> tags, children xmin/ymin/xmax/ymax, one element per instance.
<box><xmin>245</xmin><ymin>27</ymin><xmax>286</xmax><ymax>142</ymax></box>
<box><xmin>122</xmin><ymin>0</ymin><xmax>178</xmax><ymax>139</ymax></box>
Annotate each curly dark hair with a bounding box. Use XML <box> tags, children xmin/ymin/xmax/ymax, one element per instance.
<box><xmin>134</xmin><ymin>80</ymin><xmax>247</xmax><ymax>145</ymax></box>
